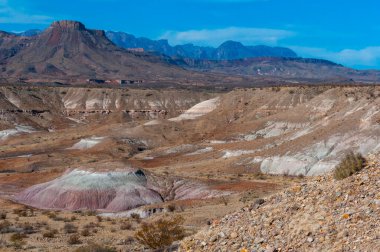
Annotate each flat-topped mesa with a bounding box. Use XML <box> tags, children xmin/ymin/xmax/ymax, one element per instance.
<box><xmin>48</xmin><ymin>20</ymin><xmax>107</xmax><ymax>38</ymax></box>
<box><xmin>50</xmin><ymin>20</ymin><xmax>86</xmax><ymax>31</ymax></box>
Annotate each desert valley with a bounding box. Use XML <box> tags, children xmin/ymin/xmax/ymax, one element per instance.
<box><xmin>0</xmin><ymin>16</ymin><xmax>380</xmax><ymax>252</ymax></box>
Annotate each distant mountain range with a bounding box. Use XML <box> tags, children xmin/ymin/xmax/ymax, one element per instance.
<box><xmin>1</xmin><ymin>21</ymin><xmax>380</xmax><ymax>85</ymax></box>
<box><xmin>12</xmin><ymin>29</ymin><xmax>42</xmax><ymax>37</ymax></box>
<box><xmin>13</xmin><ymin>28</ymin><xmax>298</xmax><ymax>60</ymax></box>
<box><xmin>106</xmin><ymin>31</ymin><xmax>298</xmax><ymax>60</ymax></box>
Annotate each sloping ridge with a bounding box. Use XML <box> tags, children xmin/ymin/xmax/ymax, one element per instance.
<box><xmin>181</xmin><ymin>155</ymin><xmax>380</xmax><ymax>251</ymax></box>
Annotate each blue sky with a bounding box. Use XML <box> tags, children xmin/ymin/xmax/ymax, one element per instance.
<box><xmin>1</xmin><ymin>0</ymin><xmax>379</xmax><ymax>69</ymax></box>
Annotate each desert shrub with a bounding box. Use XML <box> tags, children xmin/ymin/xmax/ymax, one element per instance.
<box><xmin>221</xmin><ymin>196</ymin><xmax>229</xmax><ymax>206</ymax></box>
<box><xmin>36</xmin><ymin>221</ymin><xmax>48</xmax><ymax>228</ymax></box>
<box><xmin>135</xmin><ymin>216</ymin><xmax>185</xmax><ymax>250</ymax></box>
<box><xmin>83</xmin><ymin>222</ymin><xmax>100</xmax><ymax>229</ymax></box>
<box><xmin>126</xmin><ymin>236</ymin><xmax>134</xmax><ymax>244</ymax></box>
<box><xmin>74</xmin><ymin>243</ymin><xmax>116</xmax><ymax>252</ymax></box>
<box><xmin>10</xmin><ymin>233</ymin><xmax>26</xmax><ymax>248</ymax></box>
<box><xmin>86</xmin><ymin>210</ymin><xmax>97</xmax><ymax>216</ymax></box>
<box><xmin>334</xmin><ymin>152</ymin><xmax>366</xmax><ymax>180</ymax></box>
<box><xmin>0</xmin><ymin>212</ymin><xmax>6</xmax><ymax>220</ymax></box>
<box><xmin>10</xmin><ymin>233</ymin><xmax>26</xmax><ymax>242</ymax></box>
<box><xmin>0</xmin><ymin>220</ymin><xmax>12</xmax><ymax>233</ymax></box>
<box><xmin>64</xmin><ymin>223</ymin><xmax>78</xmax><ymax>234</ymax></box>
<box><xmin>46</xmin><ymin>211</ymin><xmax>57</xmax><ymax>219</ymax></box>
<box><xmin>81</xmin><ymin>228</ymin><xmax>91</xmax><ymax>237</ymax></box>
<box><xmin>130</xmin><ymin>213</ymin><xmax>141</xmax><ymax>223</ymax></box>
<box><xmin>68</xmin><ymin>234</ymin><xmax>81</xmax><ymax>245</ymax></box>
<box><xmin>166</xmin><ymin>204</ymin><xmax>176</xmax><ymax>212</ymax></box>
<box><xmin>18</xmin><ymin>222</ymin><xmax>35</xmax><ymax>234</ymax></box>
<box><xmin>13</xmin><ymin>208</ymin><xmax>28</xmax><ymax>217</ymax></box>
<box><xmin>96</xmin><ymin>216</ymin><xmax>102</xmax><ymax>222</ymax></box>
<box><xmin>120</xmin><ymin>221</ymin><xmax>132</xmax><ymax>230</ymax></box>
<box><xmin>130</xmin><ymin>213</ymin><xmax>140</xmax><ymax>219</ymax></box>
<box><xmin>43</xmin><ymin>229</ymin><xmax>58</xmax><ymax>238</ymax></box>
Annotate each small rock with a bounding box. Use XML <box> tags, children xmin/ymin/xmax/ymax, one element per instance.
<box><xmin>307</xmin><ymin>237</ymin><xmax>314</xmax><ymax>243</ymax></box>
<box><xmin>265</xmin><ymin>245</ymin><xmax>276</xmax><ymax>252</ymax></box>
<box><xmin>255</xmin><ymin>198</ymin><xmax>265</xmax><ymax>205</ymax></box>
<box><xmin>255</xmin><ymin>237</ymin><xmax>265</xmax><ymax>244</ymax></box>
<box><xmin>230</xmin><ymin>232</ymin><xmax>238</xmax><ymax>239</ymax></box>
<box><xmin>210</xmin><ymin>236</ymin><xmax>218</xmax><ymax>242</ymax></box>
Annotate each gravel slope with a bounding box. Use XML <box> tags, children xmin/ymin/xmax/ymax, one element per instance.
<box><xmin>180</xmin><ymin>155</ymin><xmax>380</xmax><ymax>252</ymax></box>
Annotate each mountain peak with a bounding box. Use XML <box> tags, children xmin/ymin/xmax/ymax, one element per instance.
<box><xmin>50</xmin><ymin>20</ymin><xmax>86</xmax><ymax>30</ymax></box>
<box><xmin>219</xmin><ymin>40</ymin><xmax>244</xmax><ymax>47</ymax></box>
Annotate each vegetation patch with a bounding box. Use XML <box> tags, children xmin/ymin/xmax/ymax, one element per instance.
<box><xmin>334</xmin><ymin>152</ymin><xmax>366</xmax><ymax>180</ymax></box>
<box><xmin>135</xmin><ymin>216</ymin><xmax>185</xmax><ymax>250</ymax></box>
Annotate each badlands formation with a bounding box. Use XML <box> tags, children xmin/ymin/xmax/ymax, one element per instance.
<box><xmin>0</xmin><ymin>84</ymin><xmax>379</xmax><ymax>251</ymax></box>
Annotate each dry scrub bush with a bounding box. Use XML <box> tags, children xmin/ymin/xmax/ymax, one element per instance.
<box><xmin>13</xmin><ymin>208</ymin><xmax>28</xmax><ymax>217</ymax></box>
<box><xmin>43</xmin><ymin>229</ymin><xmax>58</xmax><ymax>238</ymax></box>
<box><xmin>68</xmin><ymin>234</ymin><xmax>81</xmax><ymax>245</ymax></box>
<box><xmin>81</xmin><ymin>228</ymin><xmax>91</xmax><ymax>237</ymax></box>
<box><xmin>64</xmin><ymin>223</ymin><xmax>78</xmax><ymax>234</ymax></box>
<box><xmin>334</xmin><ymin>152</ymin><xmax>366</xmax><ymax>180</ymax></box>
<box><xmin>10</xmin><ymin>233</ymin><xmax>27</xmax><ymax>248</ymax></box>
<box><xmin>120</xmin><ymin>221</ymin><xmax>132</xmax><ymax>230</ymax></box>
<box><xmin>17</xmin><ymin>222</ymin><xmax>35</xmax><ymax>234</ymax></box>
<box><xmin>166</xmin><ymin>204</ymin><xmax>176</xmax><ymax>212</ymax></box>
<box><xmin>135</xmin><ymin>216</ymin><xmax>185</xmax><ymax>250</ymax></box>
<box><xmin>0</xmin><ymin>220</ymin><xmax>12</xmax><ymax>233</ymax></box>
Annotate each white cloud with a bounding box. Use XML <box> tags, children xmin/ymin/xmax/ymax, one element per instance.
<box><xmin>291</xmin><ymin>46</ymin><xmax>380</xmax><ymax>68</ymax></box>
<box><xmin>160</xmin><ymin>27</ymin><xmax>295</xmax><ymax>47</ymax></box>
<box><xmin>0</xmin><ymin>0</ymin><xmax>51</xmax><ymax>24</ymax></box>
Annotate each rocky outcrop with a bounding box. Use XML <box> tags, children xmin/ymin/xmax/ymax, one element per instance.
<box><xmin>181</xmin><ymin>155</ymin><xmax>380</xmax><ymax>251</ymax></box>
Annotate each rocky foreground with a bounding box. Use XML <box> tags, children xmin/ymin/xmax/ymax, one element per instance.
<box><xmin>180</xmin><ymin>155</ymin><xmax>380</xmax><ymax>252</ymax></box>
